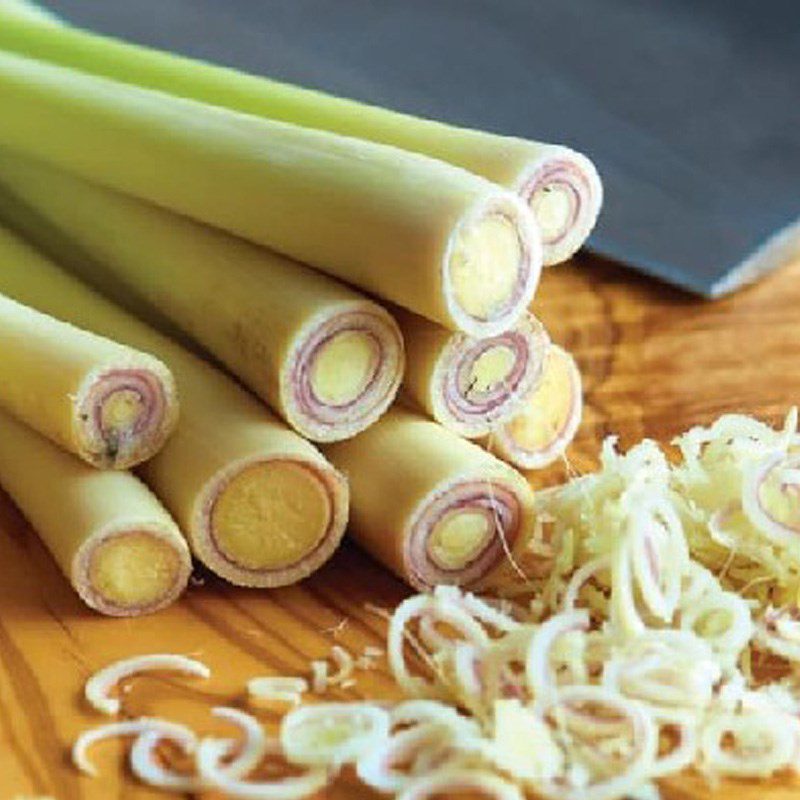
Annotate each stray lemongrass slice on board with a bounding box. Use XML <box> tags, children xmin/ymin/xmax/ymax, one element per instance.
<box><xmin>85</xmin><ymin>654</ymin><xmax>210</xmax><ymax>716</ymax></box>
<box><xmin>247</xmin><ymin>676</ymin><xmax>308</xmax><ymax>705</ymax></box>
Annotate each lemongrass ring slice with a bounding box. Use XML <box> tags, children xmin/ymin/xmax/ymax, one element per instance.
<box><xmin>356</xmin><ymin>722</ymin><xmax>452</xmax><ymax>793</ymax></box>
<box><xmin>210</xmin><ymin>706</ymin><xmax>270</xmax><ymax>779</ymax></box>
<box><xmin>197</xmin><ymin>737</ymin><xmax>331</xmax><ymax>800</ymax></box>
<box><xmin>129</xmin><ymin>725</ymin><xmax>199</xmax><ymax>791</ymax></box>
<box><xmin>699</xmin><ymin>711</ymin><xmax>796</xmax><ymax>778</ymax></box>
<box><xmin>280</xmin><ymin>703</ymin><xmax>390</xmax><ymax>767</ymax></box>
<box><xmin>84</xmin><ymin>654</ymin><xmax>210</xmax><ymax>716</ymax></box>
<box><xmin>538</xmin><ymin>686</ymin><xmax>658</xmax><ymax>800</ymax></box>
<box><xmin>72</xmin><ymin>718</ymin><xmax>193</xmax><ymax>777</ymax></box>
<box><xmin>525</xmin><ymin>609</ymin><xmax>589</xmax><ymax>703</ymax></box>
<box><xmin>247</xmin><ymin>676</ymin><xmax>309</xmax><ymax>705</ymax></box>
<box><xmin>742</xmin><ymin>451</ymin><xmax>800</xmax><ymax>546</ymax></box>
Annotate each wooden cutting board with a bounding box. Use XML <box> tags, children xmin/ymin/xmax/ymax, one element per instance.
<box><xmin>2</xmin><ymin>253</ymin><xmax>800</xmax><ymax>799</ymax></box>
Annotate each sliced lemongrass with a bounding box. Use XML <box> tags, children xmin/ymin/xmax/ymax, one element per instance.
<box><xmin>328</xmin><ymin>645</ymin><xmax>355</xmax><ymax>686</ymax></box>
<box><xmin>647</xmin><ymin>709</ymin><xmax>698</xmax><ymax>778</ymax></box>
<box><xmin>742</xmin><ymin>450</ymin><xmax>800</xmax><ymax>546</ymax></box>
<box><xmin>754</xmin><ymin>606</ymin><xmax>800</xmax><ymax>662</ymax></box>
<box><xmin>539</xmin><ymin>687</ymin><xmax>658</xmax><ymax>800</ymax></box>
<box><xmin>679</xmin><ymin>589</ymin><xmax>753</xmax><ymax>664</ymax></box>
<box><xmin>562</xmin><ymin>556</ymin><xmax>611</xmax><ymax>611</ymax></box>
<box><xmin>280</xmin><ymin>702</ymin><xmax>390</xmax><ymax>767</ymax></box>
<box><xmin>85</xmin><ymin>654</ymin><xmax>210</xmax><ymax>716</ymax></box>
<box><xmin>72</xmin><ymin>718</ymin><xmax>192</xmax><ymax>777</ymax></box>
<box><xmin>209</xmin><ymin>707</ymin><xmax>270</xmax><ymax>780</ymax></box>
<box><xmin>356</xmin><ymin>722</ymin><xmax>452</xmax><ymax>792</ymax></box>
<box><xmin>699</xmin><ymin>710</ymin><xmax>796</xmax><ymax>778</ymax></box>
<box><xmin>247</xmin><ymin>676</ymin><xmax>308</xmax><ymax>705</ymax></box>
<box><xmin>129</xmin><ymin>725</ymin><xmax>199</xmax><ymax>791</ymax></box>
<box><xmin>310</xmin><ymin>660</ymin><xmax>329</xmax><ymax>694</ymax></box>
<box><xmin>197</xmin><ymin>737</ymin><xmax>331</xmax><ymax>800</ymax></box>
<box><xmin>525</xmin><ymin>609</ymin><xmax>589</xmax><ymax>703</ymax></box>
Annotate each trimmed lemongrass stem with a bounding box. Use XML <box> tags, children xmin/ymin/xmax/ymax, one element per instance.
<box><xmin>0</xmin><ymin>155</ymin><xmax>404</xmax><ymax>443</ymax></box>
<box><xmin>0</xmin><ymin>406</ymin><xmax>190</xmax><ymax>616</ymax></box>
<box><xmin>396</xmin><ymin>307</ymin><xmax>550</xmax><ymax>439</ymax></box>
<box><xmin>323</xmin><ymin>408</ymin><xmax>536</xmax><ymax>591</ymax></box>
<box><xmin>487</xmin><ymin>345</ymin><xmax>583</xmax><ymax>470</ymax></box>
<box><xmin>0</xmin><ymin>51</ymin><xmax>540</xmax><ymax>337</ymax></box>
<box><xmin>0</xmin><ymin>226</ymin><xmax>349</xmax><ymax>588</ymax></box>
<box><xmin>0</xmin><ymin>11</ymin><xmax>600</xmax><ymax>266</ymax></box>
<box><xmin>0</xmin><ymin>293</ymin><xmax>178</xmax><ymax>470</ymax></box>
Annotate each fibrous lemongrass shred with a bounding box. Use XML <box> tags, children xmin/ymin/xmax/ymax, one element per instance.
<box><xmin>84</xmin><ymin>654</ymin><xmax>210</xmax><ymax>715</ymax></box>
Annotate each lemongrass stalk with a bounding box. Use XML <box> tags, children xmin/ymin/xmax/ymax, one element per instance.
<box><xmin>0</xmin><ymin>50</ymin><xmax>540</xmax><ymax>337</ymax></box>
<box><xmin>0</xmin><ymin>225</ymin><xmax>349</xmax><ymax>588</ymax></box>
<box><xmin>396</xmin><ymin>307</ymin><xmax>550</xmax><ymax>439</ymax></box>
<box><xmin>0</xmin><ymin>10</ymin><xmax>601</xmax><ymax>265</ymax></box>
<box><xmin>0</xmin><ymin>153</ymin><xmax>404</xmax><ymax>442</ymax></box>
<box><xmin>0</xmin><ymin>406</ymin><xmax>190</xmax><ymax>616</ymax></box>
<box><xmin>486</xmin><ymin>345</ymin><xmax>583</xmax><ymax>469</ymax></box>
<box><xmin>323</xmin><ymin>407</ymin><xmax>536</xmax><ymax>591</ymax></box>
<box><xmin>0</xmin><ymin>292</ymin><xmax>177</xmax><ymax>469</ymax></box>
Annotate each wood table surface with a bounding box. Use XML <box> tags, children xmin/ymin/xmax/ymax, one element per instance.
<box><xmin>2</xmin><ymin>253</ymin><xmax>800</xmax><ymax>799</ymax></box>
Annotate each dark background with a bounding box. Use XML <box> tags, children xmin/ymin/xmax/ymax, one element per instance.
<box><xmin>37</xmin><ymin>0</ymin><xmax>800</xmax><ymax>294</ymax></box>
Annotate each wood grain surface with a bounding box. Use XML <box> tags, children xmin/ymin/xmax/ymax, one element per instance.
<box><xmin>2</xmin><ymin>253</ymin><xmax>800</xmax><ymax>799</ymax></box>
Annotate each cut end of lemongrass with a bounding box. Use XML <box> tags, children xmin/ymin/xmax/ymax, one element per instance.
<box><xmin>75</xmin><ymin>525</ymin><xmax>191</xmax><ymax>617</ymax></box>
<box><xmin>519</xmin><ymin>146</ymin><xmax>603</xmax><ymax>266</ymax></box>
<box><xmin>406</xmin><ymin>475</ymin><xmax>530</xmax><ymax>591</ymax></box>
<box><xmin>199</xmin><ymin>456</ymin><xmax>348</xmax><ymax>587</ymax></box>
<box><xmin>432</xmin><ymin>315</ymin><xmax>551</xmax><ymax>438</ymax></box>
<box><xmin>489</xmin><ymin>344</ymin><xmax>583</xmax><ymax>470</ymax></box>
<box><xmin>445</xmin><ymin>193</ymin><xmax>541</xmax><ymax>337</ymax></box>
<box><xmin>75</xmin><ymin>363</ymin><xmax>178</xmax><ymax>469</ymax></box>
<box><xmin>287</xmin><ymin>304</ymin><xmax>404</xmax><ymax>442</ymax></box>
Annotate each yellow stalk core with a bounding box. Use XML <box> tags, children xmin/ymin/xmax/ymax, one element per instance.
<box><xmin>211</xmin><ymin>461</ymin><xmax>332</xmax><ymax>571</ymax></box>
<box><xmin>530</xmin><ymin>185</ymin><xmax>572</xmax><ymax>243</ymax></box>
<box><xmin>427</xmin><ymin>509</ymin><xmax>492</xmax><ymax>570</ymax></box>
<box><xmin>449</xmin><ymin>214</ymin><xmax>521</xmax><ymax>320</ymax></box>
<box><xmin>89</xmin><ymin>532</ymin><xmax>182</xmax><ymax>608</ymax></box>
<box><xmin>466</xmin><ymin>346</ymin><xmax>517</xmax><ymax>395</ymax></box>
<box><xmin>310</xmin><ymin>330</ymin><xmax>380</xmax><ymax>407</ymax></box>
<box><xmin>99</xmin><ymin>388</ymin><xmax>144</xmax><ymax>433</ymax></box>
<box><xmin>505</xmin><ymin>349</ymin><xmax>573</xmax><ymax>451</ymax></box>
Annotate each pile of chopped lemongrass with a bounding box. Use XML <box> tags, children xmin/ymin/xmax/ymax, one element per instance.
<box><xmin>72</xmin><ymin>411</ymin><xmax>800</xmax><ymax>799</ymax></box>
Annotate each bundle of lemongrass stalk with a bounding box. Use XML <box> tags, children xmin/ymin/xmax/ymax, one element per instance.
<box><xmin>0</xmin><ymin>1</ymin><xmax>596</xmax><ymax>614</ymax></box>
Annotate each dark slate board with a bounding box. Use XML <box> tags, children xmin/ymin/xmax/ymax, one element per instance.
<box><xmin>36</xmin><ymin>0</ymin><xmax>800</xmax><ymax>295</ymax></box>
